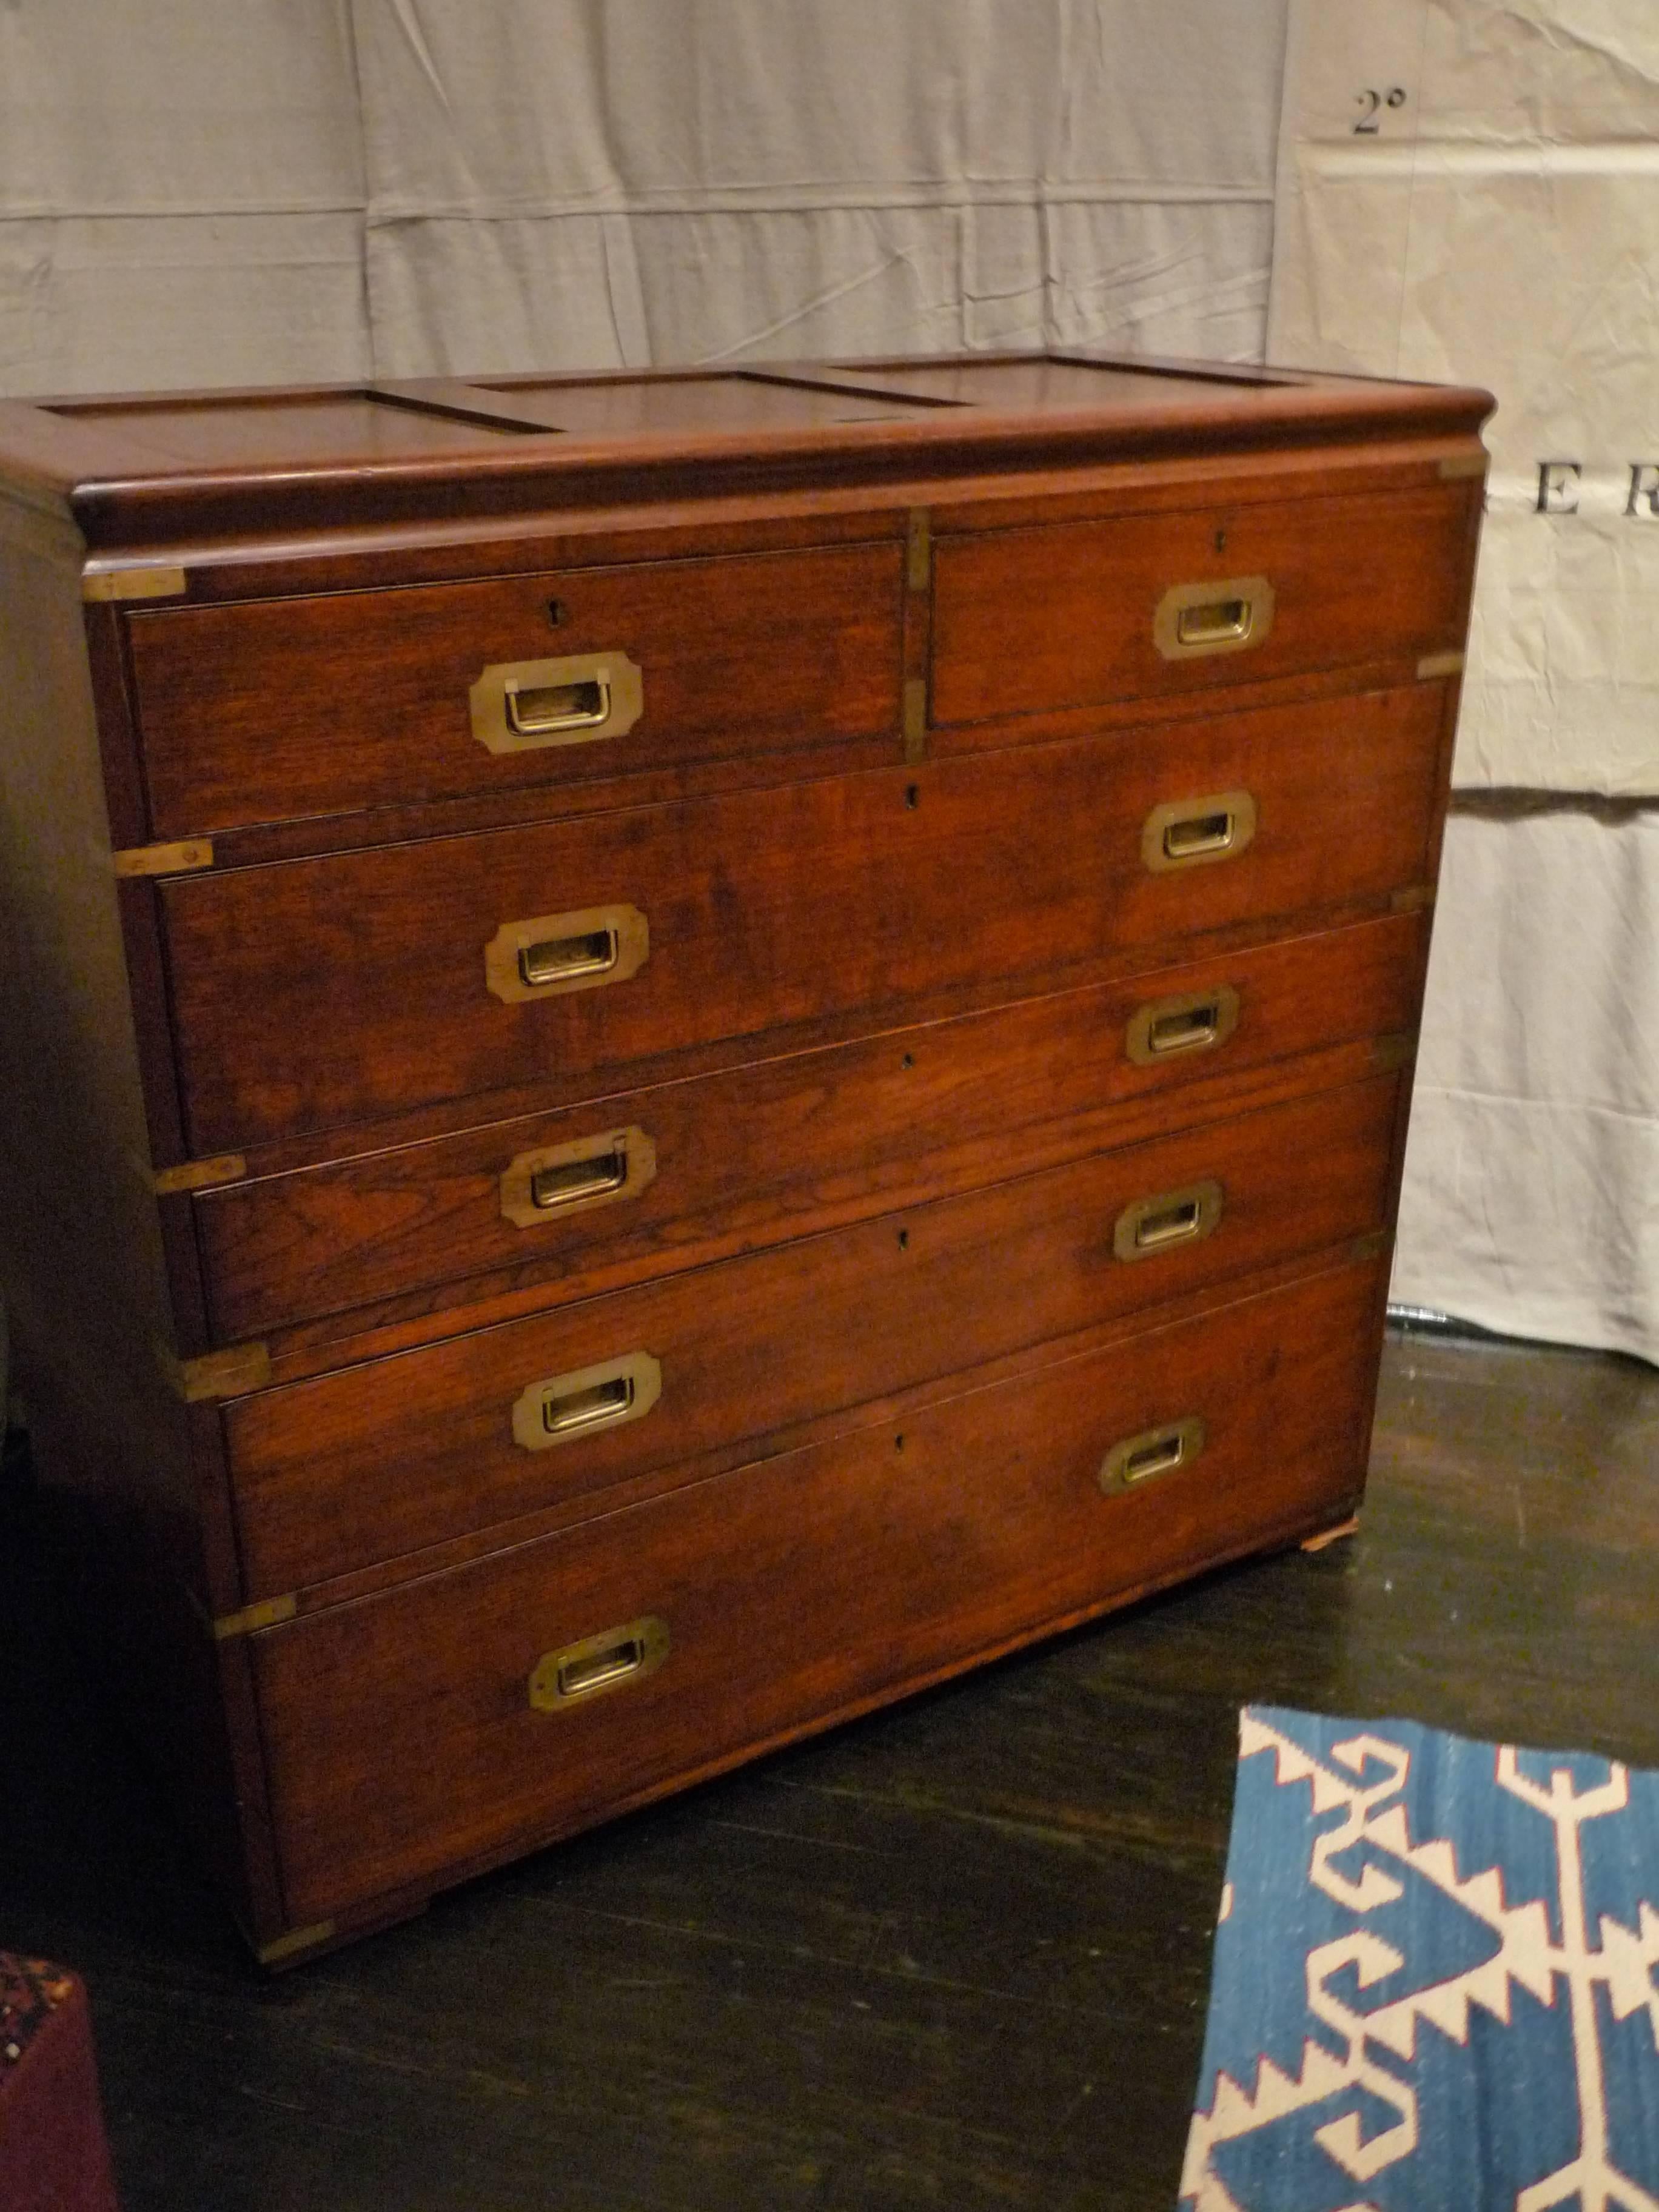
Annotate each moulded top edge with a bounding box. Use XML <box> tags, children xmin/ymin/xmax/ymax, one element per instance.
<box><xmin>0</xmin><ymin>355</ymin><xmax>1493</xmax><ymax>550</ymax></box>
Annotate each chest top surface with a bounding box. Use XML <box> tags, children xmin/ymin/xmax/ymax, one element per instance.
<box><xmin>0</xmin><ymin>350</ymin><xmax>1492</xmax><ymax>552</ymax></box>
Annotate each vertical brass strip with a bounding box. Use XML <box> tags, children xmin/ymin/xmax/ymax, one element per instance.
<box><xmin>902</xmin><ymin>680</ymin><xmax>928</xmax><ymax>759</ymax></box>
<box><xmin>906</xmin><ymin>509</ymin><xmax>931</xmax><ymax>592</ymax></box>
<box><xmin>902</xmin><ymin>508</ymin><xmax>933</xmax><ymax>765</ymax></box>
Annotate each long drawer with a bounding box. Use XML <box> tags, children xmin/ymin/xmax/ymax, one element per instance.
<box><xmin>195</xmin><ymin>910</ymin><xmax>1424</xmax><ymax>1342</ymax></box>
<box><xmin>930</xmin><ymin>480</ymin><xmax>1473</xmax><ymax>727</ymax></box>
<box><xmin>249</xmin><ymin>1253</ymin><xmax>1386</xmax><ymax>1925</ymax></box>
<box><xmin>126</xmin><ymin>539</ymin><xmax>907</xmax><ymax>836</ymax></box>
<box><xmin>160</xmin><ymin>685</ymin><xmax>1444</xmax><ymax>1150</ymax></box>
<box><xmin>222</xmin><ymin>1072</ymin><xmax>1399</xmax><ymax>1598</ymax></box>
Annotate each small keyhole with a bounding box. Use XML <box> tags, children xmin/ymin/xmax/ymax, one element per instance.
<box><xmin>897</xmin><ymin>1228</ymin><xmax>910</xmax><ymax>1250</ymax></box>
<box><xmin>905</xmin><ymin>783</ymin><xmax>920</xmax><ymax>809</ymax></box>
<box><xmin>901</xmin><ymin>1051</ymin><xmax>915</xmax><ymax>1070</ymax></box>
<box><xmin>894</xmin><ymin>1433</ymin><xmax>906</xmax><ymax>1453</ymax></box>
<box><xmin>547</xmin><ymin>598</ymin><xmax>569</xmax><ymax>627</ymax></box>
<box><xmin>1213</xmin><ymin>528</ymin><xmax>1227</xmax><ymax>555</ymax></box>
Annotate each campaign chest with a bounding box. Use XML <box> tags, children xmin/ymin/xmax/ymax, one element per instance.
<box><xmin>0</xmin><ymin>354</ymin><xmax>1489</xmax><ymax>1963</ymax></box>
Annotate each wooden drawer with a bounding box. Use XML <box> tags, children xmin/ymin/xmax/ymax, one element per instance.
<box><xmin>195</xmin><ymin>911</ymin><xmax>1424</xmax><ymax>1342</ymax></box>
<box><xmin>930</xmin><ymin>481</ymin><xmax>1473</xmax><ymax>728</ymax></box>
<box><xmin>125</xmin><ymin>540</ymin><xmax>905</xmax><ymax>837</ymax></box>
<box><xmin>223</xmin><ymin>1072</ymin><xmax>1399</xmax><ymax>1598</ymax></box>
<box><xmin>160</xmin><ymin>685</ymin><xmax>1443</xmax><ymax>1151</ymax></box>
<box><xmin>201</xmin><ymin>911</ymin><xmax>1424</xmax><ymax>1343</ymax></box>
<box><xmin>250</xmin><ymin>1252</ymin><xmax>1386</xmax><ymax>1923</ymax></box>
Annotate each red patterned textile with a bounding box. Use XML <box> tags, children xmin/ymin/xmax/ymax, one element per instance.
<box><xmin>0</xmin><ymin>1955</ymin><xmax>120</xmax><ymax>2211</ymax></box>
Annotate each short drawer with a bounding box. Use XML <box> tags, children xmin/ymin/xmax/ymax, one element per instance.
<box><xmin>159</xmin><ymin>684</ymin><xmax>1443</xmax><ymax>1151</ymax></box>
<box><xmin>195</xmin><ymin>910</ymin><xmax>1424</xmax><ymax>1342</ymax></box>
<box><xmin>221</xmin><ymin>1071</ymin><xmax>1399</xmax><ymax>1598</ymax></box>
<box><xmin>930</xmin><ymin>481</ymin><xmax>1475</xmax><ymax>728</ymax></box>
<box><xmin>125</xmin><ymin>540</ymin><xmax>905</xmax><ymax>837</ymax></box>
<box><xmin>249</xmin><ymin>1252</ymin><xmax>1386</xmax><ymax>1923</ymax></box>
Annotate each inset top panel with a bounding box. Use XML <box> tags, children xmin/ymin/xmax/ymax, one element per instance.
<box><xmin>43</xmin><ymin>392</ymin><xmax>541</xmax><ymax>470</ymax></box>
<box><xmin>802</xmin><ymin>357</ymin><xmax>1287</xmax><ymax>412</ymax></box>
<box><xmin>470</xmin><ymin>370</ymin><xmax>956</xmax><ymax>435</ymax></box>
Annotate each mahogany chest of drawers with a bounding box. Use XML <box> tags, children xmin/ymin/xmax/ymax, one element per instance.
<box><xmin>0</xmin><ymin>353</ymin><xmax>1488</xmax><ymax>1964</ymax></box>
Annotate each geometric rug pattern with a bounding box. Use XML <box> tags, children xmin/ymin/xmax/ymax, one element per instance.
<box><xmin>1182</xmin><ymin>1706</ymin><xmax>1659</xmax><ymax>2210</ymax></box>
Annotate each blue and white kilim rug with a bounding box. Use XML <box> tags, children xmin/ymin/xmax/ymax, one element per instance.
<box><xmin>1182</xmin><ymin>1706</ymin><xmax>1659</xmax><ymax>2210</ymax></box>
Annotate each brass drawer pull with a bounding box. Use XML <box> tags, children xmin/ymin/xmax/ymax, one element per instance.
<box><xmin>509</xmin><ymin>672</ymin><xmax>612</xmax><ymax>738</ymax></box>
<box><xmin>1141</xmin><ymin>790</ymin><xmax>1257</xmax><ymax>874</ymax></box>
<box><xmin>511</xmin><ymin>1350</ymin><xmax>663</xmax><ymax>1452</ymax></box>
<box><xmin>1112</xmin><ymin>1178</ymin><xmax>1223</xmax><ymax>1261</ymax></box>
<box><xmin>521</xmin><ymin>926</ymin><xmax>617</xmax><ymax>987</ymax></box>
<box><xmin>485</xmin><ymin>903</ymin><xmax>649</xmax><ymax>1004</ymax></box>
<box><xmin>1125</xmin><ymin>984</ymin><xmax>1241</xmax><ymax>1066</ymax></box>
<box><xmin>536</xmin><ymin>1148</ymin><xmax>625</xmax><ymax>1207</ymax></box>
<box><xmin>529</xmin><ymin>1615</ymin><xmax>670</xmax><ymax>1712</ymax></box>
<box><xmin>1099</xmin><ymin>1416</ymin><xmax>1207</xmax><ymax>1495</ymax></box>
<box><xmin>500</xmin><ymin>1125</ymin><xmax>658</xmax><ymax>1229</ymax></box>
<box><xmin>1153</xmin><ymin>574</ymin><xmax>1275</xmax><ymax>661</ymax></box>
<box><xmin>471</xmin><ymin>651</ymin><xmax>643</xmax><ymax>754</ymax></box>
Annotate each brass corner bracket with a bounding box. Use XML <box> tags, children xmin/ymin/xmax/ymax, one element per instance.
<box><xmin>82</xmin><ymin>565</ymin><xmax>189</xmax><ymax>603</ymax></box>
<box><xmin>113</xmin><ymin>838</ymin><xmax>215</xmax><ymax>879</ymax></box>
<box><xmin>156</xmin><ymin>1339</ymin><xmax>272</xmax><ymax>1404</ymax></box>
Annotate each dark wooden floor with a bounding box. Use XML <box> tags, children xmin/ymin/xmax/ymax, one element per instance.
<box><xmin>4</xmin><ymin>1324</ymin><xmax>1657</xmax><ymax>2212</ymax></box>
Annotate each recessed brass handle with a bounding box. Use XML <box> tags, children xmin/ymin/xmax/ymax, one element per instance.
<box><xmin>507</xmin><ymin>672</ymin><xmax>611</xmax><ymax>737</ymax></box>
<box><xmin>1125</xmin><ymin>984</ymin><xmax>1241</xmax><ymax>1067</ymax></box>
<box><xmin>1112</xmin><ymin>1178</ymin><xmax>1224</xmax><ymax>1262</ymax></box>
<box><xmin>1153</xmin><ymin>575</ymin><xmax>1275</xmax><ymax>661</ymax></box>
<box><xmin>520</xmin><ymin>927</ymin><xmax>617</xmax><ymax>988</ymax></box>
<box><xmin>471</xmin><ymin>651</ymin><xmax>643</xmax><ymax>754</ymax></box>
<box><xmin>537</xmin><ymin>1150</ymin><xmax>623</xmax><ymax>1205</ymax></box>
<box><xmin>485</xmin><ymin>903</ymin><xmax>649</xmax><ymax>1004</ymax></box>
<box><xmin>511</xmin><ymin>1350</ymin><xmax>663</xmax><ymax>1452</ymax></box>
<box><xmin>529</xmin><ymin>1615</ymin><xmax>670</xmax><ymax>1712</ymax></box>
<box><xmin>500</xmin><ymin>1125</ymin><xmax>659</xmax><ymax>1230</ymax></box>
<box><xmin>1141</xmin><ymin>791</ymin><xmax>1258</xmax><ymax>874</ymax></box>
<box><xmin>1099</xmin><ymin>1415</ymin><xmax>1207</xmax><ymax>1495</ymax></box>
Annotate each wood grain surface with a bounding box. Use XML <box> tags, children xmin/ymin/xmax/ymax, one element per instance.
<box><xmin>159</xmin><ymin>686</ymin><xmax>1443</xmax><ymax>1151</ymax></box>
<box><xmin>192</xmin><ymin>910</ymin><xmax>1424</xmax><ymax>1345</ymax></box>
<box><xmin>221</xmin><ymin>1074</ymin><xmax>1399</xmax><ymax>1598</ymax></box>
<box><xmin>127</xmin><ymin>539</ymin><xmax>905</xmax><ymax>837</ymax></box>
<box><xmin>931</xmin><ymin>479</ymin><xmax>1476</xmax><ymax>725</ymax></box>
<box><xmin>249</xmin><ymin>1255</ymin><xmax>1386</xmax><ymax>1923</ymax></box>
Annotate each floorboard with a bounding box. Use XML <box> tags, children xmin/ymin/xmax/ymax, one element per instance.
<box><xmin>2</xmin><ymin>1324</ymin><xmax>1656</xmax><ymax>2211</ymax></box>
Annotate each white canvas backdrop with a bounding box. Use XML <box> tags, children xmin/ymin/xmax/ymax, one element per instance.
<box><xmin>1270</xmin><ymin>0</ymin><xmax>1659</xmax><ymax>1364</ymax></box>
<box><xmin>0</xmin><ymin>0</ymin><xmax>1286</xmax><ymax>392</ymax></box>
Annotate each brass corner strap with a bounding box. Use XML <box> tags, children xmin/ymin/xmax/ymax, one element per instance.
<box><xmin>113</xmin><ymin>838</ymin><xmax>214</xmax><ymax>879</ymax></box>
<box><xmin>1370</xmin><ymin>1031</ymin><xmax>1417</xmax><ymax>1074</ymax></box>
<box><xmin>1416</xmin><ymin>649</ymin><xmax>1466</xmax><ymax>682</ymax></box>
<box><xmin>212</xmin><ymin>1592</ymin><xmax>298</xmax><ymax>1641</ymax></box>
<box><xmin>255</xmin><ymin>1920</ymin><xmax>337</xmax><ymax>1968</ymax></box>
<box><xmin>1390</xmin><ymin>883</ymin><xmax>1436</xmax><ymax>914</ymax></box>
<box><xmin>155</xmin><ymin>1339</ymin><xmax>272</xmax><ymax>1403</ymax></box>
<box><xmin>82</xmin><ymin>565</ymin><xmax>189</xmax><ymax>603</ymax></box>
<box><xmin>149</xmin><ymin>1153</ymin><xmax>247</xmax><ymax>1196</ymax></box>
